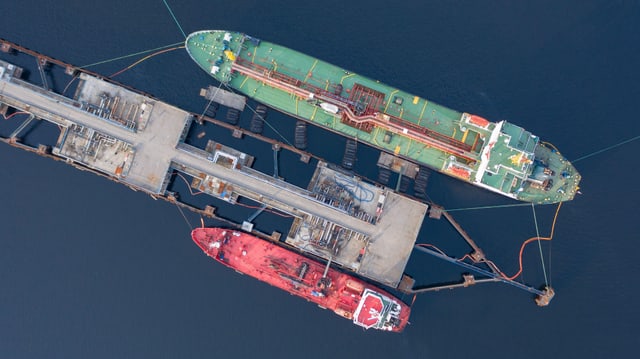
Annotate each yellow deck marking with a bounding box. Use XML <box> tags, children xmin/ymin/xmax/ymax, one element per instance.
<box><xmin>418</xmin><ymin>100</ymin><xmax>428</xmax><ymax>125</ymax></box>
<box><xmin>239</xmin><ymin>76</ymin><xmax>249</xmax><ymax>89</ymax></box>
<box><xmin>385</xmin><ymin>90</ymin><xmax>399</xmax><ymax>112</ymax></box>
<box><xmin>340</xmin><ymin>72</ymin><xmax>355</xmax><ymax>84</ymax></box>
<box><xmin>452</xmin><ymin>128</ymin><xmax>457</xmax><ymax>139</ymax></box>
<box><xmin>295</xmin><ymin>98</ymin><xmax>299</xmax><ymax>116</ymax></box>
<box><xmin>305</xmin><ymin>59</ymin><xmax>318</xmax><ymax>82</ymax></box>
<box><xmin>394</xmin><ymin>145</ymin><xmax>401</xmax><ymax>155</ymax></box>
<box><xmin>413</xmin><ymin>96</ymin><xmax>419</xmax><ymax>104</ymax></box>
<box><xmin>472</xmin><ymin>133</ymin><xmax>480</xmax><ymax>152</ymax></box>
<box><xmin>461</xmin><ymin>129</ymin><xmax>470</xmax><ymax>143</ymax></box>
<box><xmin>405</xmin><ymin>138</ymin><xmax>412</xmax><ymax>155</ymax></box>
<box><xmin>311</xmin><ymin>106</ymin><xmax>318</xmax><ymax>121</ymax></box>
<box><xmin>371</xmin><ymin>127</ymin><xmax>380</xmax><ymax>145</ymax></box>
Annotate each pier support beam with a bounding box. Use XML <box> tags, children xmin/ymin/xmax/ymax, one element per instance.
<box><xmin>398</xmin><ymin>273</ymin><xmax>499</xmax><ymax>294</ymax></box>
<box><xmin>36</xmin><ymin>57</ymin><xmax>49</xmax><ymax>91</ymax></box>
<box><xmin>412</xmin><ymin>244</ymin><xmax>550</xmax><ymax>300</ymax></box>
<box><xmin>247</xmin><ymin>204</ymin><xmax>267</xmax><ymax>223</ymax></box>
<box><xmin>10</xmin><ymin>114</ymin><xmax>35</xmax><ymax>139</ymax></box>
<box><xmin>272</xmin><ymin>143</ymin><xmax>280</xmax><ymax>178</ymax></box>
<box><xmin>395</xmin><ymin>172</ymin><xmax>403</xmax><ymax>192</ymax></box>
<box><xmin>441</xmin><ymin>210</ymin><xmax>487</xmax><ymax>263</ymax></box>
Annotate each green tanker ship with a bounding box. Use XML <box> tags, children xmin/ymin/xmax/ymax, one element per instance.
<box><xmin>186</xmin><ymin>30</ymin><xmax>581</xmax><ymax>204</ymax></box>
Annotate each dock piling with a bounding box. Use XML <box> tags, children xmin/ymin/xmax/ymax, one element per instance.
<box><xmin>535</xmin><ymin>287</ymin><xmax>555</xmax><ymax>306</ymax></box>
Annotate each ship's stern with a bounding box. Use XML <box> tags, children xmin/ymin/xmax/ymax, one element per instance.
<box><xmin>518</xmin><ymin>143</ymin><xmax>582</xmax><ymax>203</ymax></box>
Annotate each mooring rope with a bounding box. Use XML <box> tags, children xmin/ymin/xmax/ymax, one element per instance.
<box><xmin>220</xmin><ymin>82</ymin><xmax>295</xmax><ymax>147</ymax></box>
<box><xmin>79</xmin><ymin>42</ymin><xmax>183</xmax><ymax>69</ymax></box>
<box><xmin>531</xmin><ymin>203</ymin><xmax>549</xmax><ymax>286</ymax></box>
<box><xmin>572</xmin><ymin>134</ymin><xmax>640</xmax><ymax>163</ymax></box>
<box><xmin>444</xmin><ymin>135</ymin><xmax>638</xmax><ymax>212</ymax></box>
<box><xmin>175</xmin><ymin>203</ymin><xmax>194</xmax><ymax>231</ymax></box>
<box><xmin>502</xmin><ymin>202</ymin><xmax>562</xmax><ymax>281</ymax></box>
<box><xmin>162</xmin><ymin>0</ymin><xmax>187</xmax><ymax>39</ymax></box>
<box><xmin>108</xmin><ymin>45</ymin><xmax>185</xmax><ymax>78</ymax></box>
<box><xmin>444</xmin><ymin>203</ymin><xmax>534</xmax><ymax>212</ymax></box>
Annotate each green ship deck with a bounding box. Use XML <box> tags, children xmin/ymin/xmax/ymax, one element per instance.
<box><xmin>186</xmin><ymin>30</ymin><xmax>581</xmax><ymax>204</ymax></box>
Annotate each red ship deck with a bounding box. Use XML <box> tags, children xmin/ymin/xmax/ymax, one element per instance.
<box><xmin>192</xmin><ymin>227</ymin><xmax>411</xmax><ymax>332</ymax></box>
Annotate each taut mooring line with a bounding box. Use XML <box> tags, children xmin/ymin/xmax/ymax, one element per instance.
<box><xmin>573</xmin><ymin>134</ymin><xmax>640</xmax><ymax>163</ymax></box>
<box><xmin>162</xmin><ymin>0</ymin><xmax>187</xmax><ymax>39</ymax></box>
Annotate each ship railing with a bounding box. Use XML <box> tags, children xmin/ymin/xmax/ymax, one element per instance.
<box><xmin>176</xmin><ymin>142</ymin><xmax>213</xmax><ymax>160</ymax></box>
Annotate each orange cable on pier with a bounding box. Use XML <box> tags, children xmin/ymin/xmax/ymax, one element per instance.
<box><xmin>1</xmin><ymin>111</ymin><xmax>29</xmax><ymax>120</ymax></box>
<box><xmin>174</xmin><ymin>172</ymin><xmax>205</xmax><ymax>196</ymax></box>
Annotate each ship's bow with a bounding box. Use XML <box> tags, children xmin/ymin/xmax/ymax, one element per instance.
<box><xmin>191</xmin><ymin>227</ymin><xmax>223</xmax><ymax>257</ymax></box>
<box><xmin>186</xmin><ymin>30</ymin><xmax>243</xmax><ymax>84</ymax></box>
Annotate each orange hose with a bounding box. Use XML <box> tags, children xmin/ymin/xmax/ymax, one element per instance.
<box><xmin>234</xmin><ymin>201</ymin><xmax>293</xmax><ymax>218</ymax></box>
<box><xmin>109</xmin><ymin>46</ymin><xmax>185</xmax><ymax>78</ymax></box>
<box><xmin>416</xmin><ymin>202</ymin><xmax>563</xmax><ymax>281</ymax></box>
<box><xmin>503</xmin><ymin>202</ymin><xmax>563</xmax><ymax>280</ymax></box>
<box><xmin>175</xmin><ymin>172</ymin><xmax>204</xmax><ymax>196</ymax></box>
<box><xmin>2</xmin><ymin>111</ymin><xmax>29</xmax><ymax>120</ymax></box>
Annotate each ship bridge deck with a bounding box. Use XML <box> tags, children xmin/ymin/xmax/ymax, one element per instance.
<box><xmin>0</xmin><ymin>58</ymin><xmax>426</xmax><ymax>287</ymax></box>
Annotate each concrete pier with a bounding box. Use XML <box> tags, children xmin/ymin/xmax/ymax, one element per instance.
<box><xmin>0</xmin><ymin>54</ymin><xmax>427</xmax><ymax>287</ymax></box>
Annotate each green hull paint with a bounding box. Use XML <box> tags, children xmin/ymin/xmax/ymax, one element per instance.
<box><xmin>186</xmin><ymin>30</ymin><xmax>581</xmax><ymax>204</ymax></box>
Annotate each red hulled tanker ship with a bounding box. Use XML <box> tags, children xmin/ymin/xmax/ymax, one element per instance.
<box><xmin>192</xmin><ymin>227</ymin><xmax>411</xmax><ymax>332</ymax></box>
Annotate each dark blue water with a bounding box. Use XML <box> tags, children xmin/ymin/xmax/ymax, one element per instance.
<box><xmin>1</xmin><ymin>1</ymin><xmax>639</xmax><ymax>358</ymax></box>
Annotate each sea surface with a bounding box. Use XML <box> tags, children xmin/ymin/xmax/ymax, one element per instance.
<box><xmin>1</xmin><ymin>1</ymin><xmax>639</xmax><ymax>358</ymax></box>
